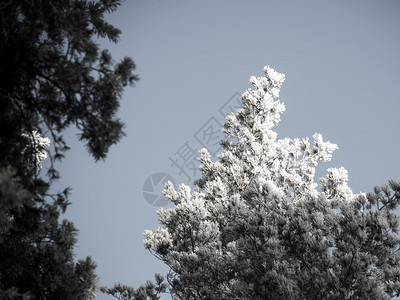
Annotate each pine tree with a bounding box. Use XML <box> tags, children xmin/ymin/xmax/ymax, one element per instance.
<box><xmin>0</xmin><ymin>0</ymin><xmax>137</xmax><ymax>298</ymax></box>
<box><xmin>144</xmin><ymin>66</ymin><xmax>400</xmax><ymax>299</ymax></box>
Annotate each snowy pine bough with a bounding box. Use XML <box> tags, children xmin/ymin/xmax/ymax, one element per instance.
<box><xmin>21</xmin><ymin>131</ymin><xmax>50</xmax><ymax>169</ymax></box>
<box><xmin>144</xmin><ymin>66</ymin><xmax>400</xmax><ymax>299</ymax></box>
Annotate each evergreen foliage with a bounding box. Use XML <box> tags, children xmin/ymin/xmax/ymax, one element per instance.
<box><xmin>100</xmin><ymin>274</ymin><xmax>167</xmax><ymax>300</ymax></box>
<box><xmin>144</xmin><ymin>66</ymin><xmax>400</xmax><ymax>299</ymax></box>
<box><xmin>0</xmin><ymin>0</ymin><xmax>137</xmax><ymax>298</ymax></box>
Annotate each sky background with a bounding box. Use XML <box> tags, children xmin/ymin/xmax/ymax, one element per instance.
<box><xmin>48</xmin><ymin>1</ymin><xmax>400</xmax><ymax>299</ymax></box>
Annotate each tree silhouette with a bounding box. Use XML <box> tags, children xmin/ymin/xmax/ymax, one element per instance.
<box><xmin>0</xmin><ymin>0</ymin><xmax>138</xmax><ymax>298</ymax></box>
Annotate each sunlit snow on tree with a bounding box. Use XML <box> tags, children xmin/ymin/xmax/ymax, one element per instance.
<box><xmin>144</xmin><ymin>66</ymin><xmax>400</xmax><ymax>300</ymax></box>
<box><xmin>21</xmin><ymin>131</ymin><xmax>50</xmax><ymax>169</ymax></box>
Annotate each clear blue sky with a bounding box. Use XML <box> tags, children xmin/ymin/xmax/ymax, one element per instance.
<box><xmin>50</xmin><ymin>1</ymin><xmax>400</xmax><ymax>298</ymax></box>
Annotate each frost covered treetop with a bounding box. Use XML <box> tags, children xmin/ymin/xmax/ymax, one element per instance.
<box><xmin>188</xmin><ymin>65</ymin><xmax>352</xmax><ymax>204</ymax></box>
<box><xmin>142</xmin><ymin>66</ymin><xmax>400</xmax><ymax>300</ymax></box>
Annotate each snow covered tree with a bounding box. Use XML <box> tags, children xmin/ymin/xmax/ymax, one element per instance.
<box><xmin>144</xmin><ymin>66</ymin><xmax>400</xmax><ymax>299</ymax></box>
